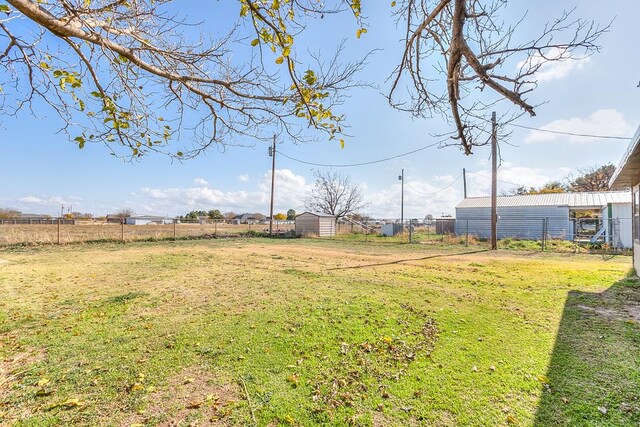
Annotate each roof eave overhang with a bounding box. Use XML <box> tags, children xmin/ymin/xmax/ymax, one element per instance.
<box><xmin>610</xmin><ymin>125</ymin><xmax>640</xmax><ymax>189</ymax></box>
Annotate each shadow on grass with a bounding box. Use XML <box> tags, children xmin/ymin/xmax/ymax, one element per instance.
<box><xmin>328</xmin><ymin>249</ymin><xmax>489</xmax><ymax>270</ymax></box>
<box><xmin>534</xmin><ymin>274</ymin><xmax>640</xmax><ymax>426</ymax></box>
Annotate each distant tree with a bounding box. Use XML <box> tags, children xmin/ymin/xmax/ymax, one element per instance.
<box><xmin>208</xmin><ymin>209</ymin><xmax>223</xmax><ymax>220</ymax></box>
<box><xmin>568</xmin><ymin>164</ymin><xmax>615</xmax><ymax>192</ymax></box>
<box><xmin>424</xmin><ymin>214</ymin><xmax>434</xmax><ymax>224</ymax></box>
<box><xmin>115</xmin><ymin>208</ymin><xmax>135</xmax><ymax>218</ymax></box>
<box><xmin>253</xmin><ymin>213</ymin><xmax>266</xmax><ymax>221</ymax></box>
<box><xmin>63</xmin><ymin>213</ymin><xmax>75</xmax><ymax>219</ymax></box>
<box><xmin>274</xmin><ymin>212</ymin><xmax>287</xmax><ymax>220</ymax></box>
<box><xmin>304</xmin><ymin>170</ymin><xmax>367</xmax><ymax>222</ymax></box>
<box><xmin>501</xmin><ymin>185</ymin><xmax>536</xmax><ymax>196</ymax></box>
<box><xmin>529</xmin><ymin>181</ymin><xmax>568</xmax><ymax>194</ymax></box>
<box><xmin>224</xmin><ymin>212</ymin><xmax>237</xmax><ymax>220</ymax></box>
<box><xmin>286</xmin><ymin>209</ymin><xmax>297</xmax><ymax>220</ymax></box>
<box><xmin>0</xmin><ymin>208</ymin><xmax>21</xmax><ymax>219</ymax></box>
<box><xmin>185</xmin><ymin>210</ymin><xmax>207</xmax><ymax>219</ymax></box>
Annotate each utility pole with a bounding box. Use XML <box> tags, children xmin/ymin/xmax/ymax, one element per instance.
<box><xmin>491</xmin><ymin>112</ymin><xmax>498</xmax><ymax>250</ymax></box>
<box><xmin>268</xmin><ymin>135</ymin><xmax>276</xmax><ymax>237</ymax></box>
<box><xmin>398</xmin><ymin>169</ymin><xmax>404</xmax><ymax>232</ymax></box>
<box><xmin>462</xmin><ymin>168</ymin><xmax>467</xmax><ymax>199</ymax></box>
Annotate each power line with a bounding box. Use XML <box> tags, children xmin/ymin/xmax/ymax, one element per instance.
<box><xmin>278</xmin><ymin>141</ymin><xmax>441</xmax><ymax>168</ymax></box>
<box><xmin>278</xmin><ymin>120</ymin><xmax>629</xmax><ymax>169</ymax></box>
<box><xmin>507</xmin><ymin>123</ymin><xmax>631</xmax><ymax>140</ymax></box>
<box><xmin>466</xmin><ymin>170</ymin><xmax>530</xmax><ymax>188</ymax></box>
<box><xmin>406</xmin><ymin>173</ymin><xmax>463</xmax><ymax>195</ymax></box>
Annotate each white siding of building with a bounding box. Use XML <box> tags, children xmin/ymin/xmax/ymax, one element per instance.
<box><xmin>601</xmin><ymin>202</ymin><xmax>633</xmax><ymax>248</ymax></box>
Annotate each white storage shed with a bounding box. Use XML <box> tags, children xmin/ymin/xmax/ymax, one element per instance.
<box><xmin>295</xmin><ymin>212</ymin><xmax>336</xmax><ymax>237</ymax></box>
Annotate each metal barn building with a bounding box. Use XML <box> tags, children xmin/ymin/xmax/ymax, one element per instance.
<box><xmin>455</xmin><ymin>191</ymin><xmax>631</xmax><ymax>244</ymax></box>
<box><xmin>295</xmin><ymin>212</ymin><xmax>336</xmax><ymax>237</ymax></box>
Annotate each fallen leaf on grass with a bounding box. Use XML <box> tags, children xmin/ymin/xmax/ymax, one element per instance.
<box><xmin>62</xmin><ymin>398</ymin><xmax>84</xmax><ymax>408</ymax></box>
<box><xmin>507</xmin><ymin>415</ymin><xmax>517</xmax><ymax>424</ymax></box>
<box><xmin>187</xmin><ymin>400</ymin><xmax>204</xmax><ymax>409</ymax></box>
<box><xmin>598</xmin><ymin>406</ymin><xmax>607</xmax><ymax>415</ymax></box>
<box><xmin>37</xmin><ymin>377</ymin><xmax>50</xmax><ymax>387</ymax></box>
<box><xmin>128</xmin><ymin>383</ymin><xmax>144</xmax><ymax>392</ymax></box>
<box><xmin>536</xmin><ymin>375</ymin><xmax>550</xmax><ymax>384</ymax></box>
<box><xmin>287</xmin><ymin>373</ymin><xmax>300</xmax><ymax>387</ymax></box>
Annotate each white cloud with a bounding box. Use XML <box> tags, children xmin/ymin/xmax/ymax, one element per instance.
<box><xmin>139</xmin><ymin>169</ymin><xmax>309</xmax><ymax>215</ymax></box>
<box><xmin>517</xmin><ymin>47</ymin><xmax>589</xmax><ymax>83</ymax></box>
<box><xmin>238</xmin><ymin>174</ymin><xmax>249</xmax><ymax>182</ymax></box>
<box><xmin>12</xmin><ymin>195</ymin><xmax>83</xmax><ymax>215</ymax></box>
<box><xmin>365</xmin><ymin>176</ymin><xmax>462</xmax><ymax>219</ymax></box>
<box><xmin>19</xmin><ymin>196</ymin><xmax>43</xmax><ymax>204</ymax></box>
<box><xmin>193</xmin><ymin>177</ymin><xmax>209</xmax><ymax>187</ymax></box>
<box><xmin>524</xmin><ymin>109</ymin><xmax>635</xmax><ymax>144</ymax></box>
<box><xmin>466</xmin><ymin>164</ymin><xmax>570</xmax><ymax>197</ymax></box>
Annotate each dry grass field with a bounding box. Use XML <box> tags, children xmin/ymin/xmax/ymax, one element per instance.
<box><xmin>0</xmin><ymin>223</ymin><xmax>291</xmax><ymax>245</ymax></box>
<box><xmin>0</xmin><ymin>238</ymin><xmax>639</xmax><ymax>426</ymax></box>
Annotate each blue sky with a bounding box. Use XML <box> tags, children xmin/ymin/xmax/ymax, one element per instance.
<box><xmin>1</xmin><ymin>1</ymin><xmax>638</xmax><ymax>219</ymax></box>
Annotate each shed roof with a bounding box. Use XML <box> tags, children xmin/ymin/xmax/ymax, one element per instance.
<box><xmin>610</xmin><ymin>125</ymin><xmax>640</xmax><ymax>189</ymax></box>
<box><xmin>295</xmin><ymin>211</ymin><xmax>336</xmax><ymax>218</ymax></box>
<box><xmin>456</xmin><ymin>191</ymin><xmax>630</xmax><ymax>209</ymax></box>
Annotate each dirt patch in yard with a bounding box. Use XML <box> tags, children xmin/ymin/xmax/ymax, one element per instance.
<box><xmin>576</xmin><ymin>302</ymin><xmax>640</xmax><ymax>323</ymax></box>
<box><xmin>122</xmin><ymin>367</ymin><xmax>243</xmax><ymax>426</ymax></box>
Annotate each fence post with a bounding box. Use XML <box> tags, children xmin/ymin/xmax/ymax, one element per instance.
<box><xmin>409</xmin><ymin>219</ymin><xmax>413</xmax><ymax>243</ymax></box>
<box><xmin>173</xmin><ymin>220</ymin><xmax>177</xmax><ymax>240</ymax></box>
<box><xmin>466</xmin><ymin>219</ymin><xmax>469</xmax><ymax>247</ymax></box>
<box><xmin>541</xmin><ymin>218</ymin><xmax>546</xmax><ymax>252</ymax></box>
<box><xmin>365</xmin><ymin>218</ymin><xmax>368</xmax><ymax>242</ymax></box>
<box><xmin>214</xmin><ymin>220</ymin><xmax>217</xmax><ymax>237</ymax></box>
<box><xmin>121</xmin><ymin>219</ymin><xmax>125</xmax><ymax>242</ymax></box>
<box><xmin>57</xmin><ymin>217</ymin><xmax>61</xmax><ymax>245</ymax></box>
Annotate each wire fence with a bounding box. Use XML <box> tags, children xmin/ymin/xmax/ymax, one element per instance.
<box><xmin>0</xmin><ymin>216</ymin><xmax>633</xmax><ymax>255</ymax></box>
<box><xmin>0</xmin><ymin>218</ymin><xmax>295</xmax><ymax>246</ymax></box>
<box><xmin>331</xmin><ymin>217</ymin><xmax>633</xmax><ymax>254</ymax></box>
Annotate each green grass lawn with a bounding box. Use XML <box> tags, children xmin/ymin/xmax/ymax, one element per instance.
<box><xmin>0</xmin><ymin>238</ymin><xmax>638</xmax><ymax>426</ymax></box>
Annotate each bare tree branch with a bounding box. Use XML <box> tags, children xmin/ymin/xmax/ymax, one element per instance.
<box><xmin>304</xmin><ymin>170</ymin><xmax>368</xmax><ymax>221</ymax></box>
<box><xmin>388</xmin><ymin>0</ymin><xmax>609</xmax><ymax>154</ymax></box>
<box><xmin>1</xmin><ymin>0</ymin><xmax>368</xmax><ymax>158</ymax></box>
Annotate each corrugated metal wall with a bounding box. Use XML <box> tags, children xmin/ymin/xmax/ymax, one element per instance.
<box><xmin>295</xmin><ymin>214</ymin><xmax>319</xmax><ymax>236</ymax></box>
<box><xmin>295</xmin><ymin>214</ymin><xmax>336</xmax><ymax>237</ymax></box>
<box><xmin>455</xmin><ymin>206</ymin><xmax>571</xmax><ymax>240</ymax></box>
<box><xmin>318</xmin><ymin>217</ymin><xmax>336</xmax><ymax>237</ymax></box>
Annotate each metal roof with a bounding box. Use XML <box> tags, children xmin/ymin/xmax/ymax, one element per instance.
<box><xmin>610</xmin><ymin>124</ymin><xmax>640</xmax><ymax>189</ymax></box>
<box><xmin>456</xmin><ymin>191</ymin><xmax>630</xmax><ymax>209</ymax></box>
<box><xmin>296</xmin><ymin>211</ymin><xmax>336</xmax><ymax>218</ymax></box>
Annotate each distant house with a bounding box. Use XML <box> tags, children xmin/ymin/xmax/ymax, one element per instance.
<box><xmin>295</xmin><ymin>212</ymin><xmax>336</xmax><ymax>237</ymax></box>
<box><xmin>455</xmin><ymin>191</ymin><xmax>631</xmax><ymax>246</ymax></box>
<box><xmin>234</xmin><ymin>213</ymin><xmax>265</xmax><ymax>225</ymax></box>
<box><xmin>609</xmin><ymin>125</ymin><xmax>640</xmax><ymax>270</ymax></box>
<box><xmin>124</xmin><ymin>216</ymin><xmax>173</xmax><ymax>225</ymax></box>
<box><xmin>106</xmin><ymin>214</ymin><xmax>124</xmax><ymax>224</ymax></box>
